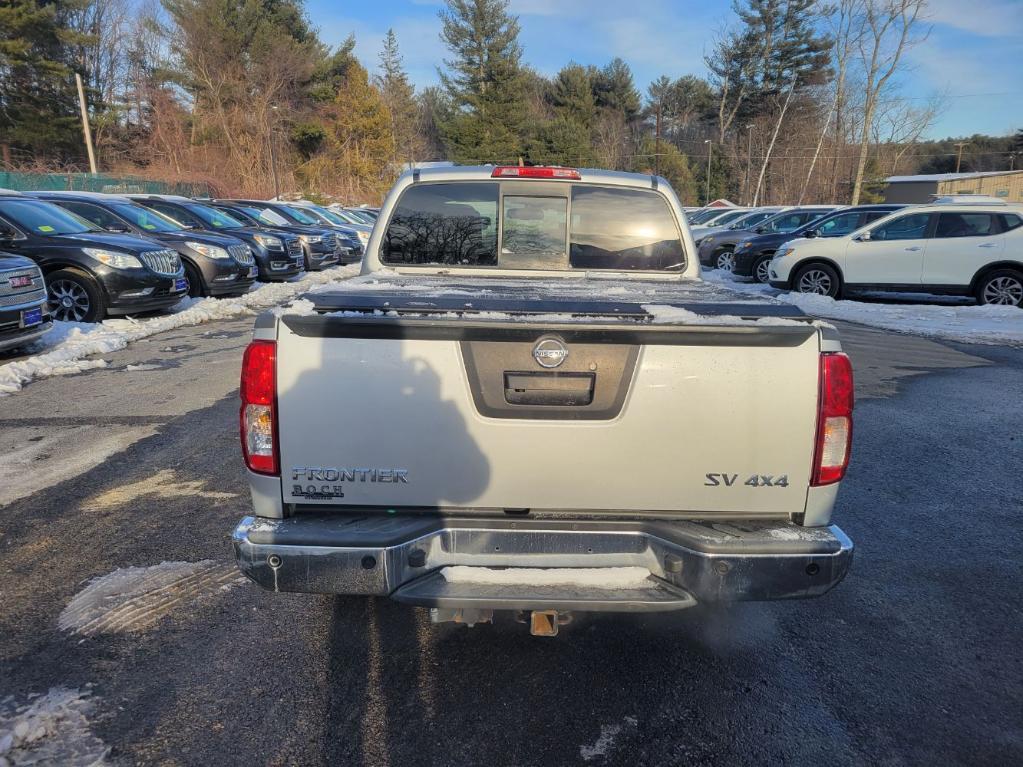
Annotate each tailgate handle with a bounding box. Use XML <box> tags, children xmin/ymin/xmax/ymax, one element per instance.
<box><xmin>504</xmin><ymin>372</ymin><xmax>595</xmax><ymax>407</ymax></box>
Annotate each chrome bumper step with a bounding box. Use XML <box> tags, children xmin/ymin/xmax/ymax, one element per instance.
<box><xmin>392</xmin><ymin>570</ymin><xmax>697</xmax><ymax>613</ymax></box>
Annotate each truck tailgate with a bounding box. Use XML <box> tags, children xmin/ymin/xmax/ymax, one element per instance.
<box><xmin>275</xmin><ymin>306</ymin><xmax>822</xmax><ymax>517</ymax></box>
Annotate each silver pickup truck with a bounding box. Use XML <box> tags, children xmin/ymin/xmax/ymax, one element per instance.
<box><xmin>232</xmin><ymin>166</ymin><xmax>854</xmax><ymax>635</ymax></box>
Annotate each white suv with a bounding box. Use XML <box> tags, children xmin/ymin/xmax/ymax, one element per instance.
<box><xmin>768</xmin><ymin>203</ymin><xmax>1023</xmax><ymax>306</ymax></box>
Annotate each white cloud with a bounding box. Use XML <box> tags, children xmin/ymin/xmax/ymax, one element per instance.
<box><xmin>925</xmin><ymin>0</ymin><xmax>1023</xmax><ymax>38</ymax></box>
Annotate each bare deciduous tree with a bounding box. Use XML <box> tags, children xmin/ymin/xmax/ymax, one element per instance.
<box><xmin>849</xmin><ymin>0</ymin><xmax>930</xmax><ymax>204</ymax></box>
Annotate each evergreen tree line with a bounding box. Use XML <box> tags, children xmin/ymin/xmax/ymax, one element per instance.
<box><xmin>1</xmin><ymin>0</ymin><xmax>1019</xmax><ymax>204</ymax></box>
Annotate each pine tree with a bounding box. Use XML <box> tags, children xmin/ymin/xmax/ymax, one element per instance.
<box><xmin>376</xmin><ymin>29</ymin><xmax>420</xmax><ymax>168</ymax></box>
<box><xmin>0</xmin><ymin>0</ymin><xmax>92</xmax><ymax>162</ymax></box>
<box><xmin>437</xmin><ymin>0</ymin><xmax>526</xmax><ymax>164</ymax></box>
<box><xmin>592</xmin><ymin>58</ymin><xmax>640</xmax><ymax>119</ymax></box>
<box><xmin>552</xmin><ymin>64</ymin><xmax>595</xmax><ymax>125</ymax></box>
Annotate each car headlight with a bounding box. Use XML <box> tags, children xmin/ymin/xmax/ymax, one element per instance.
<box><xmin>253</xmin><ymin>234</ymin><xmax>283</xmax><ymax>250</ymax></box>
<box><xmin>357</xmin><ymin>231</ymin><xmax>370</xmax><ymax>242</ymax></box>
<box><xmin>83</xmin><ymin>248</ymin><xmax>142</xmax><ymax>269</ymax></box>
<box><xmin>299</xmin><ymin>235</ymin><xmax>323</xmax><ymax>244</ymax></box>
<box><xmin>775</xmin><ymin>246</ymin><xmax>794</xmax><ymax>259</ymax></box>
<box><xmin>738</xmin><ymin>241</ymin><xmax>752</xmax><ymax>249</ymax></box>
<box><xmin>186</xmin><ymin>241</ymin><xmax>230</xmax><ymax>259</ymax></box>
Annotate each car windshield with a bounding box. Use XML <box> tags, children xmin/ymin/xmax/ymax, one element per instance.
<box><xmin>728</xmin><ymin>211</ymin><xmax>776</xmax><ymax>230</ymax></box>
<box><xmin>185</xmin><ymin>203</ymin><xmax>244</xmax><ymax>229</ymax></box>
<box><xmin>346</xmin><ymin>209</ymin><xmax>376</xmax><ymax>224</ymax></box>
<box><xmin>329</xmin><ymin>208</ymin><xmax>364</xmax><ymax>225</ymax></box>
<box><xmin>761</xmin><ymin>211</ymin><xmax>818</xmax><ymax>233</ymax></box>
<box><xmin>0</xmin><ymin>198</ymin><xmax>100</xmax><ymax>235</ymax></box>
<box><xmin>239</xmin><ymin>205</ymin><xmax>290</xmax><ymax>227</ymax></box>
<box><xmin>279</xmin><ymin>205</ymin><xmax>320</xmax><ymax>225</ymax></box>
<box><xmin>309</xmin><ymin>206</ymin><xmax>350</xmax><ymax>226</ymax></box>
<box><xmin>108</xmin><ymin>202</ymin><xmax>183</xmax><ymax>232</ymax></box>
<box><xmin>711</xmin><ymin>210</ymin><xmax>749</xmax><ymax>226</ymax></box>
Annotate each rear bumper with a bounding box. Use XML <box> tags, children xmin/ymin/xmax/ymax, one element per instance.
<box><xmin>232</xmin><ymin>514</ymin><xmax>853</xmax><ymax>611</ymax></box>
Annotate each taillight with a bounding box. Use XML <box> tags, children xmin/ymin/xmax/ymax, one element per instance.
<box><xmin>240</xmin><ymin>340</ymin><xmax>278</xmax><ymax>475</ymax></box>
<box><xmin>811</xmin><ymin>352</ymin><xmax>853</xmax><ymax>486</ymax></box>
<box><xmin>491</xmin><ymin>166</ymin><xmax>581</xmax><ymax>180</ymax></box>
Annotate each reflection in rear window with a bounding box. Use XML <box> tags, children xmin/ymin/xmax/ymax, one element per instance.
<box><xmin>382</xmin><ymin>183</ymin><xmax>498</xmax><ymax>266</ymax></box>
<box><xmin>381</xmin><ymin>182</ymin><xmax>684</xmax><ymax>270</ymax></box>
<box><xmin>569</xmin><ymin>187</ymin><xmax>683</xmax><ymax>270</ymax></box>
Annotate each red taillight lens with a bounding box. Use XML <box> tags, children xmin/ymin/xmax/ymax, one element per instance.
<box><xmin>491</xmin><ymin>166</ymin><xmax>581</xmax><ymax>180</ymax></box>
<box><xmin>811</xmin><ymin>352</ymin><xmax>854</xmax><ymax>486</ymax></box>
<box><xmin>240</xmin><ymin>340</ymin><xmax>278</xmax><ymax>475</ymax></box>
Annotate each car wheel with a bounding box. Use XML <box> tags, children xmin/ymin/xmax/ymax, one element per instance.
<box><xmin>184</xmin><ymin>262</ymin><xmax>205</xmax><ymax>298</ymax></box>
<box><xmin>794</xmin><ymin>263</ymin><xmax>841</xmax><ymax>298</ymax></box>
<box><xmin>976</xmin><ymin>269</ymin><xmax>1023</xmax><ymax>307</ymax></box>
<box><xmin>753</xmin><ymin>256</ymin><xmax>773</xmax><ymax>284</ymax></box>
<box><xmin>715</xmin><ymin>250</ymin><xmax>735</xmax><ymax>272</ymax></box>
<box><xmin>47</xmin><ymin>268</ymin><xmax>106</xmax><ymax>322</ymax></box>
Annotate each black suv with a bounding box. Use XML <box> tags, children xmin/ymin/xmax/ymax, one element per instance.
<box><xmin>697</xmin><ymin>206</ymin><xmax>839</xmax><ymax>271</ymax></box>
<box><xmin>0</xmin><ymin>253</ymin><xmax>52</xmax><ymax>352</ymax></box>
<box><xmin>30</xmin><ymin>192</ymin><xmax>256</xmax><ymax>298</ymax></box>
<box><xmin>731</xmin><ymin>204</ymin><xmax>905</xmax><ymax>283</ymax></box>
<box><xmin>0</xmin><ymin>194</ymin><xmax>186</xmax><ymax>322</ymax></box>
<box><xmin>126</xmin><ymin>195</ymin><xmax>304</xmax><ymax>281</ymax></box>
<box><xmin>214</xmin><ymin>200</ymin><xmax>343</xmax><ymax>270</ymax></box>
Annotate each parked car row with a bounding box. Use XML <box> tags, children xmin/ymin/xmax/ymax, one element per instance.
<box><xmin>0</xmin><ymin>189</ymin><xmax>371</xmax><ymax>352</ymax></box>
<box><xmin>691</xmin><ymin>200</ymin><xmax>1023</xmax><ymax>306</ymax></box>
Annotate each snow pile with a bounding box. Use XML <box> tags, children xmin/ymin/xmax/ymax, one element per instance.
<box><xmin>580</xmin><ymin>716</ymin><xmax>638</xmax><ymax>762</ymax></box>
<box><xmin>641</xmin><ymin>303</ymin><xmax>803</xmax><ymax>327</ymax></box>
<box><xmin>0</xmin><ymin>265</ymin><xmax>360</xmax><ymax>395</ymax></box>
<box><xmin>703</xmin><ymin>270</ymin><xmax>1023</xmax><ymax>345</ymax></box>
<box><xmin>59</xmin><ymin>560</ymin><xmax>244</xmax><ymax>636</ymax></box>
<box><xmin>440</xmin><ymin>566</ymin><xmax>652</xmax><ymax>588</ymax></box>
<box><xmin>0</xmin><ymin>688</ymin><xmax>108</xmax><ymax>767</ymax></box>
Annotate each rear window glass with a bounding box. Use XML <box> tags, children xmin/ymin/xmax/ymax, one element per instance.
<box><xmin>569</xmin><ymin>187</ymin><xmax>683</xmax><ymax>270</ymax></box>
<box><xmin>998</xmin><ymin>214</ymin><xmax>1022</xmax><ymax>232</ymax></box>
<box><xmin>381</xmin><ymin>182</ymin><xmax>683</xmax><ymax>271</ymax></box>
<box><xmin>382</xmin><ymin>183</ymin><xmax>499</xmax><ymax>266</ymax></box>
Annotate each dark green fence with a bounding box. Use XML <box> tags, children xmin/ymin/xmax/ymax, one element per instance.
<box><xmin>0</xmin><ymin>172</ymin><xmax>212</xmax><ymax>197</ymax></box>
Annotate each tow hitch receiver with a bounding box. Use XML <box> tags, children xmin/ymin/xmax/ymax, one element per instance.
<box><xmin>530</xmin><ymin>610</ymin><xmax>560</xmax><ymax>637</ymax></box>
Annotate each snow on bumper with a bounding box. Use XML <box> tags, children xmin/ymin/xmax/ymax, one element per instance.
<box><xmin>232</xmin><ymin>514</ymin><xmax>853</xmax><ymax>611</ymax></box>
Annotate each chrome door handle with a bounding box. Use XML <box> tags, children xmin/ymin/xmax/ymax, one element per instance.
<box><xmin>904</xmin><ymin>246</ymin><xmax>921</xmax><ymax>251</ymax></box>
<box><xmin>978</xmin><ymin>243</ymin><xmax>998</xmax><ymax>248</ymax></box>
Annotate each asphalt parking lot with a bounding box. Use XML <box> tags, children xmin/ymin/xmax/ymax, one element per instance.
<box><xmin>0</xmin><ymin>313</ymin><xmax>1021</xmax><ymax>766</ymax></box>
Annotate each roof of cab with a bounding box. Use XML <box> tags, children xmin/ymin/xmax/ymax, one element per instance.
<box><xmin>404</xmin><ymin>165</ymin><xmax>669</xmax><ymax>190</ymax></box>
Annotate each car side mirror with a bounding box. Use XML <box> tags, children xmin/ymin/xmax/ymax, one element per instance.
<box><xmin>855</xmin><ymin>231</ymin><xmax>872</xmax><ymax>242</ymax></box>
<box><xmin>805</xmin><ymin>229</ymin><xmax>819</xmax><ymax>239</ymax></box>
<box><xmin>753</xmin><ymin>226</ymin><xmax>765</xmax><ymax>234</ymax></box>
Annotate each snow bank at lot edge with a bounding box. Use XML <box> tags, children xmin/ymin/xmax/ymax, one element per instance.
<box><xmin>703</xmin><ymin>270</ymin><xmax>1023</xmax><ymax>345</ymax></box>
<box><xmin>0</xmin><ymin>265</ymin><xmax>359</xmax><ymax>396</ymax></box>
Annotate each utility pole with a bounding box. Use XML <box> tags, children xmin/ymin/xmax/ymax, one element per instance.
<box><xmin>745</xmin><ymin>125</ymin><xmax>753</xmax><ymax>205</ymax></box>
<box><xmin>954</xmin><ymin>141</ymin><xmax>968</xmax><ymax>173</ymax></box>
<box><xmin>704</xmin><ymin>140</ymin><xmax>712</xmax><ymax>205</ymax></box>
<box><xmin>75</xmin><ymin>72</ymin><xmax>97</xmax><ymax>175</ymax></box>
<box><xmin>268</xmin><ymin>105</ymin><xmax>281</xmax><ymax>199</ymax></box>
<box><xmin>654</xmin><ymin>102</ymin><xmax>662</xmax><ymax>178</ymax></box>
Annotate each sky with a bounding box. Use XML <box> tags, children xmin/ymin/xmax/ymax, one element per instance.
<box><xmin>306</xmin><ymin>0</ymin><xmax>1023</xmax><ymax>140</ymax></box>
